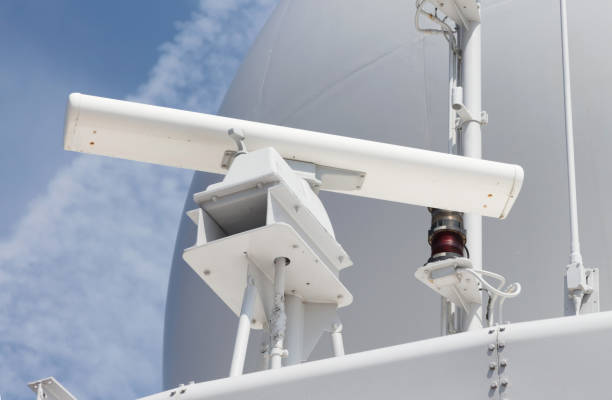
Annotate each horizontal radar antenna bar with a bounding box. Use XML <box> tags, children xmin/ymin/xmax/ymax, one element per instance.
<box><xmin>64</xmin><ymin>93</ymin><xmax>523</xmax><ymax>218</ymax></box>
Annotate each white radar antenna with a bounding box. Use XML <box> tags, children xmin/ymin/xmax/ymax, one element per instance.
<box><xmin>29</xmin><ymin>1</ymin><xmax>532</xmax><ymax>396</ymax></box>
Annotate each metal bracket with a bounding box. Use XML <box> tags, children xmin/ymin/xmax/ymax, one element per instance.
<box><xmin>428</xmin><ymin>0</ymin><xmax>480</xmax><ymax>28</ymax></box>
<box><xmin>28</xmin><ymin>377</ymin><xmax>77</xmax><ymax>400</ymax></box>
<box><xmin>564</xmin><ymin>264</ymin><xmax>599</xmax><ymax>315</ymax></box>
<box><xmin>452</xmin><ymin>86</ymin><xmax>488</xmax><ymax>128</ymax></box>
<box><xmin>221</xmin><ymin>154</ymin><xmax>366</xmax><ymax>193</ymax></box>
<box><xmin>414</xmin><ymin>257</ymin><xmax>482</xmax><ymax>312</ymax></box>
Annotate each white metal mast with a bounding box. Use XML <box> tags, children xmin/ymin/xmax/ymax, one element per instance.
<box><xmin>459</xmin><ymin>17</ymin><xmax>483</xmax><ymax>331</ymax></box>
<box><xmin>560</xmin><ymin>0</ymin><xmax>599</xmax><ymax>315</ymax></box>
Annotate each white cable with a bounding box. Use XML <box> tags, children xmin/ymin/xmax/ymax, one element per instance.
<box><xmin>460</xmin><ymin>268</ymin><xmax>521</xmax><ymax>299</ymax></box>
<box><xmin>458</xmin><ymin>267</ymin><xmax>521</xmax><ymax>325</ymax></box>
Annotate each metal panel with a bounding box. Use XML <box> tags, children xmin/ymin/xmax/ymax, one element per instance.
<box><xmin>496</xmin><ymin>311</ymin><xmax>612</xmax><ymax>399</ymax></box>
<box><xmin>143</xmin><ymin>328</ymin><xmax>496</xmax><ymax>400</ymax></box>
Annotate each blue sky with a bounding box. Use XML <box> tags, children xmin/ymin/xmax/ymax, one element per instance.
<box><xmin>0</xmin><ymin>1</ymin><xmax>276</xmax><ymax>399</ymax></box>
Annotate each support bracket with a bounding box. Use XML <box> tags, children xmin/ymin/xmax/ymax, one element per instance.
<box><xmin>28</xmin><ymin>377</ymin><xmax>76</xmax><ymax>400</ymax></box>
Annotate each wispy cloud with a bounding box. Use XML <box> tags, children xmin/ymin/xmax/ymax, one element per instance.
<box><xmin>0</xmin><ymin>1</ymin><xmax>276</xmax><ymax>399</ymax></box>
<box><xmin>130</xmin><ymin>0</ymin><xmax>277</xmax><ymax>112</ymax></box>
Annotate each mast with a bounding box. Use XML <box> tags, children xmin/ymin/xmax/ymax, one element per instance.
<box><xmin>560</xmin><ymin>0</ymin><xmax>599</xmax><ymax>315</ymax></box>
<box><xmin>459</xmin><ymin>18</ymin><xmax>483</xmax><ymax>331</ymax></box>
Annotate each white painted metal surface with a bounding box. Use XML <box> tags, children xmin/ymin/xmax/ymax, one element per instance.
<box><xmin>414</xmin><ymin>258</ymin><xmax>482</xmax><ymax>311</ymax></box>
<box><xmin>228</xmin><ymin>275</ymin><xmax>256</xmax><ymax>377</ymax></box>
<box><xmin>28</xmin><ymin>378</ymin><xmax>76</xmax><ymax>400</ymax></box>
<box><xmin>284</xmin><ymin>294</ymin><xmax>305</xmax><ymax>365</ymax></box>
<box><xmin>144</xmin><ymin>311</ymin><xmax>612</xmax><ymax>400</ymax></box>
<box><xmin>459</xmin><ymin>19</ymin><xmax>484</xmax><ymax>331</ymax></box>
<box><xmin>142</xmin><ymin>324</ymin><xmax>498</xmax><ymax>400</ymax></box>
<box><xmin>495</xmin><ymin>312</ymin><xmax>612</xmax><ymax>399</ymax></box>
<box><xmin>559</xmin><ymin>0</ymin><xmax>598</xmax><ymax>315</ymax></box>
<box><xmin>430</xmin><ymin>0</ymin><xmax>480</xmax><ymax>28</ymax></box>
<box><xmin>64</xmin><ymin>93</ymin><xmax>523</xmax><ymax>219</ymax></box>
<box><xmin>183</xmin><ymin>223</ymin><xmax>352</xmax><ymax>327</ymax></box>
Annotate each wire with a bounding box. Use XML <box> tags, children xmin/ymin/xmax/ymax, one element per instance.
<box><xmin>414</xmin><ymin>0</ymin><xmax>458</xmax><ymax>51</ymax></box>
<box><xmin>458</xmin><ymin>267</ymin><xmax>522</xmax><ymax>326</ymax></box>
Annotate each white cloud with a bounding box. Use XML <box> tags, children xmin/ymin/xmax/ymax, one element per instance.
<box><xmin>0</xmin><ymin>1</ymin><xmax>276</xmax><ymax>399</ymax></box>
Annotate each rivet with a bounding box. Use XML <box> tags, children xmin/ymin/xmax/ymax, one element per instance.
<box><xmin>501</xmin><ymin>378</ymin><xmax>509</xmax><ymax>386</ymax></box>
<box><xmin>488</xmin><ymin>329</ymin><xmax>495</xmax><ymax>334</ymax></box>
<box><xmin>490</xmin><ymin>382</ymin><xmax>498</xmax><ymax>389</ymax></box>
<box><xmin>488</xmin><ymin>344</ymin><xmax>496</xmax><ymax>351</ymax></box>
<box><xmin>203</xmin><ymin>269</ymin><xmax>211</xmax><ymax>276</ymax></box>
<box><xmin>500</xmin><ymin>326</ymin><xmax>506</xmax><ymax>332</ymax></box>
<box><xmin>500</xmin><ymin>359</ymin><xmax>508</xmax><ymax>367</ymax></box>
<box><xmin>489</xmin><ymin>362</ymin><xmax>496</xmax><ymax>370</ymax></box>
<box><xmin>498</xmin><ymin>342</ymin><xmax>505</xmax><ymax>349</ymax></box>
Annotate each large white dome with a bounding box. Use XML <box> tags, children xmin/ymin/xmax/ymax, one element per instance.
<box><xmin>163</xmin><ymin>0</ymin><xmax>612</xmax><ymax>387</ymax></box>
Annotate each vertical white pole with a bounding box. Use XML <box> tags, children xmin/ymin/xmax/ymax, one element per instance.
<box><xmin>284</xmin><ymin>294</ymin><xmax>304</xmax><ymax>365</ymax></box>
<box><xmin>559</xmin><ymin>0</ymin><xmax>582</xmax><ymax>267</ymax></box>
<box><xmin>229</xmin><ymin>275</ymin><xmax>256</xmax><ymax>377</ymax></box>
<box><xmin>460</xmin><ymin>19</ymin><xmax>483</xmax><ymax>331</ymax></box>
<box><xmin>269</xmin><ymin>257</ymin><xmax>288</xmax><ymax>369</ymax></box>
<box><xmin>330</xmin><ymin>323</ymin><xmax>345</xmax><ymax>357</ymax></box>
<box><xmin>448</xmin><ymin>43</ymin><xmax>458</xmax><ymax>155</ymax></box>
<box><xmin>442</xmin><ymin>31</ymin><xmax>458</xmax><ymax>336</ymax></box>
<box><xmin>559</xmin><ymin>0</ymin><xmax>593</xmax><ymax>316</ymax></box>
<box><xmin>440</xmin><ymin>298</ymin><xmax>449</xmax><ymax>335</ymax></box>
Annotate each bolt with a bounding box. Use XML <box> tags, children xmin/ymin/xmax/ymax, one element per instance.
<box><xmin>488</xmin><ymin>343</ymin><xmax>496</xmax><ymax>351</ymax></box>
<box><xmin>489</xmin><ymin>362</ymin><xmax>496</xmax><ymax>370</ymax></box>
<box><xmin>500</xmin><ymin>359</ymin><xmax>508</xmax><ymax>367</ymax></box>
<box><xmin>490</xmin><ymin>382</ymin><xmax>498</xmax><ymax>389</ymax></box>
